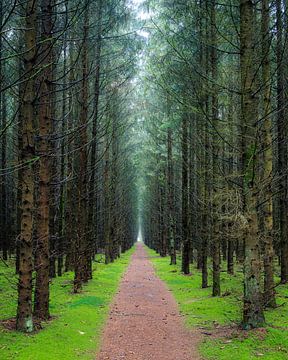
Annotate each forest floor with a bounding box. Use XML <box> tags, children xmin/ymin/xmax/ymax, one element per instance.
<box><xmin>0</xmin><ymin>248</ymin><xmax>134</xmax><ymax>360</ymax></box>
<box><xmin>147</xmin><ymin>248</ymin><xmax>288</xmax><ymax>360</ymax></box>
<box><xmin>97</xmin><ymin>242</ymin><xmax>201</xmax><ymax>360</ymax></box>
<box><xmin>2</xmin><ymin>245</ymin><xmax>288</xmax><ymax>360</ymax></box>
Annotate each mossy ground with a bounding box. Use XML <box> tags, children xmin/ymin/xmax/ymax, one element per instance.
<box><xmin>0</xmin><ymin>248</ymin><xmax>134</xmax><ymax>360</ymax></box>
<box><xmin>147</xmin><ymin>247</ymin><xmax>288</xmax><ymax>360</ymax></box>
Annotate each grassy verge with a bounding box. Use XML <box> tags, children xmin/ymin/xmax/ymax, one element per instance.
<box><xmin>0</xmin><ymin>248</ymin><xmax>134</xmax><ymax>360</ymax></box>
<box><xmin>146</xmin><ymin>247</ymin><xmax>288</xmax><ymax>360</ymax></box>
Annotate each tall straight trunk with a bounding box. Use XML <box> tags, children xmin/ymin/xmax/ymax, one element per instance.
<box><xmin>64</xmin><ymin>31</ymin><xmax>76</xmax><ymax>273</ymax></box>
<box><xmin>110</xmin><ymin>108</ymin><xmax>119</xmax><ymax>260</ymax></box>
<box><xmin>157</xmin><ymin>180</ymin><xmax>162</xmax><ymax>255</ymax></box>
<box><xmin>57</xmin><ymin>0</ymin><xmax>69</xmax><ymax>277</ymax></box>
<box><xmin>261</xmin><ymin>0</ymin><xmax>276</xmax><ymax>308</ymax></box>
<box><xmin>237</xmin><ymin>67</ymin><xmax>246</xmax><ymax>265</ymax></box>
<box><xmin>276</xmin><ymin>0</ymin><xmax>288</xmax><ymax>284</ymax></box>
<box><xmin>87</xmin><ymin>0</ymin><xmax>103</xmax><ymax>276</ymax></box>
<box><xmin>284</xmin><ymin>0</ymin><xmax>288</xmax><ymax>280</ymax></box>
<box><xmin>240</xmin><ymin>0</ymin><xmax>265</xmax><ymax>329</ymax></box>
<box><xmin>193</xmin><ymin>114</ymin><xmax>201</xmax><ymax>269</ymax></box>
<box><xmin>181</xmin><ymin>115</ymin><xmax>190</xmax><ymax>274</ymax></box>
<box><xmin>167</xmin><ymin>125</ymin><xmax>176</xmax><ymax>265</ymax></box>
<box><xmin>202</xmin><ymin>120</ymin><xmax>209</xmax><ymax>289</ymax></box>
<box><xmin>16</xmin><ymin>0</ymin><xmax>38</xmax><ymax>332</ymax></box>
<box><xmin>0</xmin><ymin>1</ymin><xmax>8</xmax><ymax>260</ymax></box>
<box><xmin>57</xmin><ymin>40</ymin><xmax>66</xmax><ymax>277</ymax></box>
<box><xmin>201</xmin><ymin>0</ymin><xmax>210</xmax><ymax>288</ymax></box>
<box><xmin>47</xmin><ymin>1</ymin><xmax>57</xmax><ymax>279</ymax></box>
<box><xmin>211</xmin><ymin>0</ymin><xmax>220</xmax><ymax>297</ymax></box>
<box><xmin>188</xmin><ymin>115</ymin><xmax>194</xmax><ymax>263</ymax></box>
<box><xmin>48</xmin><ymin>108</ymin><xmax>57</xmax><ymax>277</ymax></box>
<box><xmin>0</xmin><ymin>89</ymin><xmax>7</xmax><ymax>260</ymax></box>
<box><xmin>104</xmin><ymin>135</ymin><xmax>111</xmax><ymax>264</ymax></box>
<box><xmin>159</xmin><ymin>183</ymin><xmax>167</xmax><ymax>257</ymax></box>
<box><xmin>34</xmin><ymin>0</ymin><xmax>54</xmax><ymax>320</ymax></box>
<box><xmin>73</xmin><ymin>6</ymin><xmax>89</xmax><ymax>292</ymax></box>
<box><xmin>16</xmin><ymin>36</ymin><xmax>25</xmax><ymax>274</ymax></box>
<box><xmin>227</xmin><ymin>97</ymin><xmax>234</xmax><ymax>275</ymax></box>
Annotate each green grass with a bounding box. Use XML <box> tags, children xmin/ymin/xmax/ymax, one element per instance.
<box><xmin>0</xmin><ymin>248</ymin><xmax>134</xmax><ymax>360</ymax></box>
<box><xmin>146</xmin><ymin>248</ymin><xmax>288</xmax><ymax>360</ymax></box>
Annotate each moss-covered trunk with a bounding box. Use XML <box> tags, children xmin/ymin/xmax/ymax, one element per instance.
<box><xmin>240</xmin><ymin>0</ymin><xmax>265</xmax><ymax>329</ymax></box>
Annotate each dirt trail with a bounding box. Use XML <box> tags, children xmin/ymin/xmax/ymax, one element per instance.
<box><xmin>97</xmin><ymin>243</ymin><xmax>201</xmax><ymax>360</ymax></box>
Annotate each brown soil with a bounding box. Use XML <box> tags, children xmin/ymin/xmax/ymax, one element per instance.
<box><xmin>97</xmin><ymin>243</ymin><xmax>202</xmax><ymax>360</ymax></box>
<box><xmin>1</xmin><ymin>317</ymin><xmax>44</xmax><ymax>332</ymax></box>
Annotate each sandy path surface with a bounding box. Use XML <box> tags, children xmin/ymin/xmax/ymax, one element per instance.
<box><xmin>97</xmin><ymin>243</ymin><xmax>201</xmax><ymax>360</ymax></box>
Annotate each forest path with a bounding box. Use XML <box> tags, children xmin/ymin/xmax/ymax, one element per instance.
<box><xmin>96</xmin><ymin>242</ymin><xmax>201</xmax><ymax>360</ymax></box>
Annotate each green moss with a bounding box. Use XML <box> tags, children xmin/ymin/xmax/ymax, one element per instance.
<box><xmin>69</xmin><ymin>296</ymin><xmax>106</xmax><ymax>308</ymax></box>
<box><xmin>0</xmin><ymin>248</ymin><xmax>134</xmax><ymax>360</ymax></box>
<box><xmin>146</xmin><ymin>247</ymin><xmax>288</xmax><ymax>360</ymax></box>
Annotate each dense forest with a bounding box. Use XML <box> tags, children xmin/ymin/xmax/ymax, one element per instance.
<box><xmin>0</xmin><ymin>0</ymin><xmax>140</xmax><ymax>332</ymax></box>
<box><xmin>140</xmin><ymin>0</ymin><xmax>288</xmax><ymax>330</ymax></box>
<box><xmin>0</xmin><ymin>0</ymin><xmax>288</xmax><ymax>358</ymax></box>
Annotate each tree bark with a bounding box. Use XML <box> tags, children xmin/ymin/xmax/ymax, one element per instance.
<box><xmin>16</xmin><ymin>0</ymin><xmax>38</xmax><ymax>332</ymax></box>
<box><xmin>167</xmin><ymin>125</ymin><xmax>176</xmax><ymax>265</ymax></box>
<box><xmin>181</xmin><ymin>115</ymin><xmax>190</xmax><ymax>274</ymax></box>
<box><xmin>261</xmin><ymin>0</ymin><xmax>276</xmax><ymax>308</ymax></box>
<box><xmin>211</xmin><ymin>0</ymin><xmax>221</xmax><ymax>297</ymax></box>
<box><xmin>0</xmin><ymin>1</ymin><xmax>8</xmax><ymax>260</ymax></box>
<box><xmin>240</xmin><ymin>0</ymin><xmax>265</xmax><ymax>329</ymax></box>
<box><xmin>57</xmin><ymin>0</ymin><xmax>68</xmax><ymax>277</ymax></box>
<box><xmin>104</xmin><ymin>134</ymin><xmax>111</xmax><ymax>265</ymax></box>
<box><xmin>73</xmin><ymin>5</ymin><xmax>89</xmax><ymax>292</ymax></box>
<box><xmin>276</xmin><ymin>0</ymin><xmax>288</xmax><ymax>284</ymax></box>
<box><xmin>87</xmin><ymin>0</ymin><xmax>103</xmax><ymax>277</ymax></box>
<box><xmin>34</xmin><ymin>0</ymin><xmax>54</xmax><ymax>320</ymax></box>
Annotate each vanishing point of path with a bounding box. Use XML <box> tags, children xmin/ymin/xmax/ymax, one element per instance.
<box><xmin>97</xmin><ymin>243</ymin><xmax>201</xmax><ymax>360</ymax></box>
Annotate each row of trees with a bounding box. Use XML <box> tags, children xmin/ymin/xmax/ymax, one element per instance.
<box><xmin>141</xmin><ymin>0</ymin><xmax>288</xmax><ymax>329</ymax></box>
<box><xmin>0</xmin><ymin>0</ymin><xmax>140</xmax><ymax>332</ymax></box>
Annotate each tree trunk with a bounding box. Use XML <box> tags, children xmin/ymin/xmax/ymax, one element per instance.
<box><xmin>0</xmin><ymin>1</ymin><xmax>8</xmax><ymax>261</ymax></box>
<box><xmin>261</xmin><ymin>0</ymin><xmax>276</xmax><ymax>308</ymax></box>
<box><xmin>34</xmin><ymin>0</ymin><xmax>54</xmax><ymax>320</ymax></box>
<box><xmin>240</xmin><ymin>0</ymin><xmax>265</xmax><ymax>329</ymax></box>
<box><xmin>167</xmin><ymin>125</ymin><xmax>176</xmax><ymax>265</ymax></box>
<box><xmin>104</xmin><ymin>134</ymin><xmax>111</xmax><ymax>265</ymax></box>
<box><xmin>16</xmin><ymin>0</ymin><xmax>38</xmax><ymax>333</ymax></box>
<box><xmin>73</xmin><ymin>6</ymin><xmax>89</xmax><ymax>292</ymax></box>
<box><xmin>181</xmin><ymin>115</ymin><xmax>190</xmax><ymax>274</ymax></box>
<box><xmin>227</xmin><ymin>239</ymin><xmax>234</xmax><ymax>275</ymax></box>
<box><xmin>276</xmin><ymin>0</ymin><xmax>288</xmax><ymax>284</ymax></box>
<box><xmin>211</xmin><ymin>0</ymin><xmax>220</xmax><ymax>297</ymax></box>
<box><xmin>87</xmin><ymin>0</ymin><xmax>103</xmax><ymax>277</ymax></box>
<box><xmin>64</xmin><ymin>27</ymin><xmax>76</xmax><ymax>273</ymax></box>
